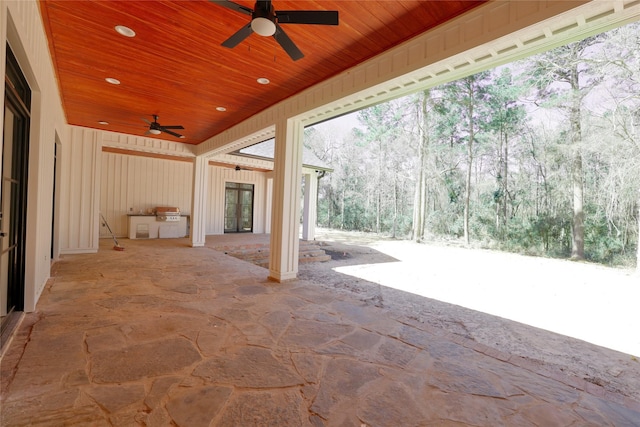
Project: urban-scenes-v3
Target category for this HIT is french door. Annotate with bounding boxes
[1,45,30,347]
[224,183,254,233]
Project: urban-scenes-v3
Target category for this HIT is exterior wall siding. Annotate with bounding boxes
[2,0,69,309]
[100,151,194,238]
[206,166,269,235]
[59,127,101,254]
[101,130,195,158]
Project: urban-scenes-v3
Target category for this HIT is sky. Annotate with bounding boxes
[310,111,362,139]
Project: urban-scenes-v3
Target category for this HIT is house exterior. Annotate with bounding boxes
[2,0,639,346]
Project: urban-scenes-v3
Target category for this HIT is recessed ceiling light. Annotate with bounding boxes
[98,121,109,125]
[257,77,270,85]
[105,77,121,85]
[216,107,227,112]
[179,135,185,139]
[115,25,136,38]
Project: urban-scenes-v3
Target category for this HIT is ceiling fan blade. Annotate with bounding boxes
[273,24,303,61]
[276,10,339,25]
[162,129,184,138]
[222,23,253,48]
[142,117,152,124]
[160,125,184,130]
[211,0,252,15]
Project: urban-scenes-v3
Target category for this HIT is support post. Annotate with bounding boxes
[190,155,208,247]
[269,118,303,282]
[302,171,318,241]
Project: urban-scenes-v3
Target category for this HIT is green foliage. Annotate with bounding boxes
[425,204,464,237]
[583,205,635,266]
[312,22,640,269]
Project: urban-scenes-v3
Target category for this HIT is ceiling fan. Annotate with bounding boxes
[214,0,339,61]
[234,164,271,172]
[142,115,185,139]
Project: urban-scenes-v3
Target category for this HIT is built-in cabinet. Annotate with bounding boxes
[127,215,188,239]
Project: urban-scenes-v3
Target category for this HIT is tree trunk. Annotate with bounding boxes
[376,141,382,233]
[326,185,332,228]
[502,132,509,234]
[340,186,345,230]
[413,163,425,241]
[413,91,429,242]
[571,152,585,259]
[464,99,474,246]
[637,191,640,274]
[570,67,585,260]
[495,135,503,232]
[376,189,381,233]
[392,173,398,238]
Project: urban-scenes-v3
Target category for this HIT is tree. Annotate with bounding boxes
[528,35,605,260]
[410,89,432,242]
[310,21,639,269]
[439,71,492,245]
[356,101,407,235]
[593,22,640,269]
[486,67,527,239]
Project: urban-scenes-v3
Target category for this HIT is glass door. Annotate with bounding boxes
[224,183,254,233]
[1,46,30,347]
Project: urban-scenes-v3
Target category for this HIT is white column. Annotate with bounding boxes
[302,171,318,241]
[190,155,208,247]
[269,118,303,282]
[265,175,273,234]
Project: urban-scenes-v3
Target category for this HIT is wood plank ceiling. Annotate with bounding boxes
[39,0,484,145]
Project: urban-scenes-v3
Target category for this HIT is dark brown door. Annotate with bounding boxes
[224,183,254,233]
[1,45,30,347]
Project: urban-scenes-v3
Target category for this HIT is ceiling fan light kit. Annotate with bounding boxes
[251,17,276,36]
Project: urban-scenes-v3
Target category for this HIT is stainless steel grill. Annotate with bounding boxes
[155,207,180,222]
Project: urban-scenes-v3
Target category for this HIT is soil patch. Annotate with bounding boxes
[323,249,353,260]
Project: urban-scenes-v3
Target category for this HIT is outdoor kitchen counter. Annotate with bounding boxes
[127,215,188,239]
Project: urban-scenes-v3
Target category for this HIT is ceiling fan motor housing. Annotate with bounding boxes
[252,1,276,36]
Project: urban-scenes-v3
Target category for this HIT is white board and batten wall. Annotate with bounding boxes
[206,166,271,235]
[99,151,193,238]
[99,148,272,239]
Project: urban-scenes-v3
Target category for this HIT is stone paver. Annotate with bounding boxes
[1,237,639,426]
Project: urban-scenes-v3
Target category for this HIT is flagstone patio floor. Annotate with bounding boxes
[1,236,639,426]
